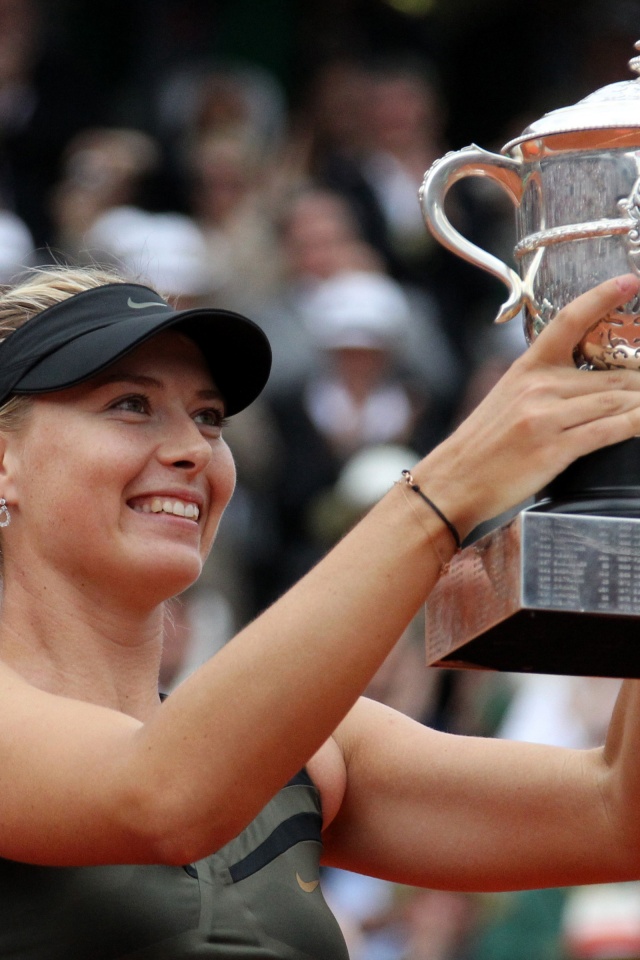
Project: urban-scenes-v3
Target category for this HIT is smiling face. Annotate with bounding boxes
[0,330,236,609]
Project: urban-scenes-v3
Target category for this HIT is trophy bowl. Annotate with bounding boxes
[420,43,640,370]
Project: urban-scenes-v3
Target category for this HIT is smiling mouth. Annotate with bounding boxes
[132,497,200,521]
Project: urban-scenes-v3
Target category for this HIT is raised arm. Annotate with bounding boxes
[2,275,640,869]
[321,644,640,891]
[321,695,638,892]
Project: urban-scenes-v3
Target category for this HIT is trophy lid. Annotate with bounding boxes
[503,42,640,153]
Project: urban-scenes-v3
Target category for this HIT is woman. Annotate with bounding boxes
[1,265,640,959]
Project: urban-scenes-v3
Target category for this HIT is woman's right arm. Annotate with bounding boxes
[1,275,640,867]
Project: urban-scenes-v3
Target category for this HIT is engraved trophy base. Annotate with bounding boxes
[425,438,640,677]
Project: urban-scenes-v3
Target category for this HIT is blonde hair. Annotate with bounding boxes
[0,264,131,430]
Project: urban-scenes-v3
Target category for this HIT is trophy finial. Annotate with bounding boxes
[629,40,640,77]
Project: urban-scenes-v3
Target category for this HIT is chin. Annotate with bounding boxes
[159,560,204,598]
[123,550,204,604]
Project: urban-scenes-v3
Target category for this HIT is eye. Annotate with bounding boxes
[193,407,228,431]
[110,394,151,415]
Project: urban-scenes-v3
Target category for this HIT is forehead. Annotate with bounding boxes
[99,330,215,383]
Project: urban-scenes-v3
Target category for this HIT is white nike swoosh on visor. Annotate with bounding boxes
[127,298,170,309]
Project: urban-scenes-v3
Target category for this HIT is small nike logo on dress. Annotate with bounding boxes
[127,298,169,309]
[296,872,319,893]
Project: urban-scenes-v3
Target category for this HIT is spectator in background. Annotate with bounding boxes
[153,61,287,177]
[139,62,290,315]
[256,269,457,610]
[297,270,453,459]
[353,55,499,328]
[358,57,448,275]
[185,130,282,313]
[254,186,386,396]
[85,206,214,307]
[256,185,461,404]
[0,0,101,246]
[48,128,162,261]
[282,53,500,359]
[153,61,288,303]
[283,57,391,260]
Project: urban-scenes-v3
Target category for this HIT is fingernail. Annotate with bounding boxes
[615,274,639,294]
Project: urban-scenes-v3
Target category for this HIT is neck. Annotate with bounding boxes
[0,566,166,720]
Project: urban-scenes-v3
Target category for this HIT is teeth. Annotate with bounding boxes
[143,497,200,520]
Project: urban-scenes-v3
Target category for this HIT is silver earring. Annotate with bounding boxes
[0,499,11,528]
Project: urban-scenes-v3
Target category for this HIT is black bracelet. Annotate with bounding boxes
[400,470,462,550]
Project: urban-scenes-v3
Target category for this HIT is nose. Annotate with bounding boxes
[157,415,214,474]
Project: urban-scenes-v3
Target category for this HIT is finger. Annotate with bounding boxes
[511,395,640,493]
[530,366,640,401]
[525,274,640,365]
[558,408,640,466]
[556,388,640,431]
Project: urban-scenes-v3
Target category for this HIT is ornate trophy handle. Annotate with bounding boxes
[419,145,525,323]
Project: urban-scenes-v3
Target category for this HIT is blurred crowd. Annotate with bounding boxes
[2,0,640,957]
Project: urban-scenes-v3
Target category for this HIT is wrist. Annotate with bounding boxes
[398,470,461,551]
[391,471,461,572]
[408,441,496,543]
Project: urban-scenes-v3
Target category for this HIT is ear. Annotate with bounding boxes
[0,431,20,505]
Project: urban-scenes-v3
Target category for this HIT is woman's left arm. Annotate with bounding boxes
[321,692,640,892]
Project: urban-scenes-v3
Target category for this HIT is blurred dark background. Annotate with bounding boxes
[55,0,638,146]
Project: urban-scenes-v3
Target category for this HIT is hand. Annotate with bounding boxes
[418,275,640,536]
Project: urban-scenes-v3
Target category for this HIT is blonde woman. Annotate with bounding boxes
[0,265,639,959]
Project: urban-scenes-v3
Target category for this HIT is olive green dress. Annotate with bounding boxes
[0,770,350,959]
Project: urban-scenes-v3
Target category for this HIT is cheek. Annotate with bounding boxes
[14,426,144,528]
[209,439,237,514]
[19,458,113,536]
[200,441,236,553]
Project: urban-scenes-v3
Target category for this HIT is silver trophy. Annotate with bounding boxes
[421,42,640,677]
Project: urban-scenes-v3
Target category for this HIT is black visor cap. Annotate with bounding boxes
[0,283,272,416]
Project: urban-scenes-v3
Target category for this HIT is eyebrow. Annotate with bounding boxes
[95,372,223,402]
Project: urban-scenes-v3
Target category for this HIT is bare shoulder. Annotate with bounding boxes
[0,657,147,864]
